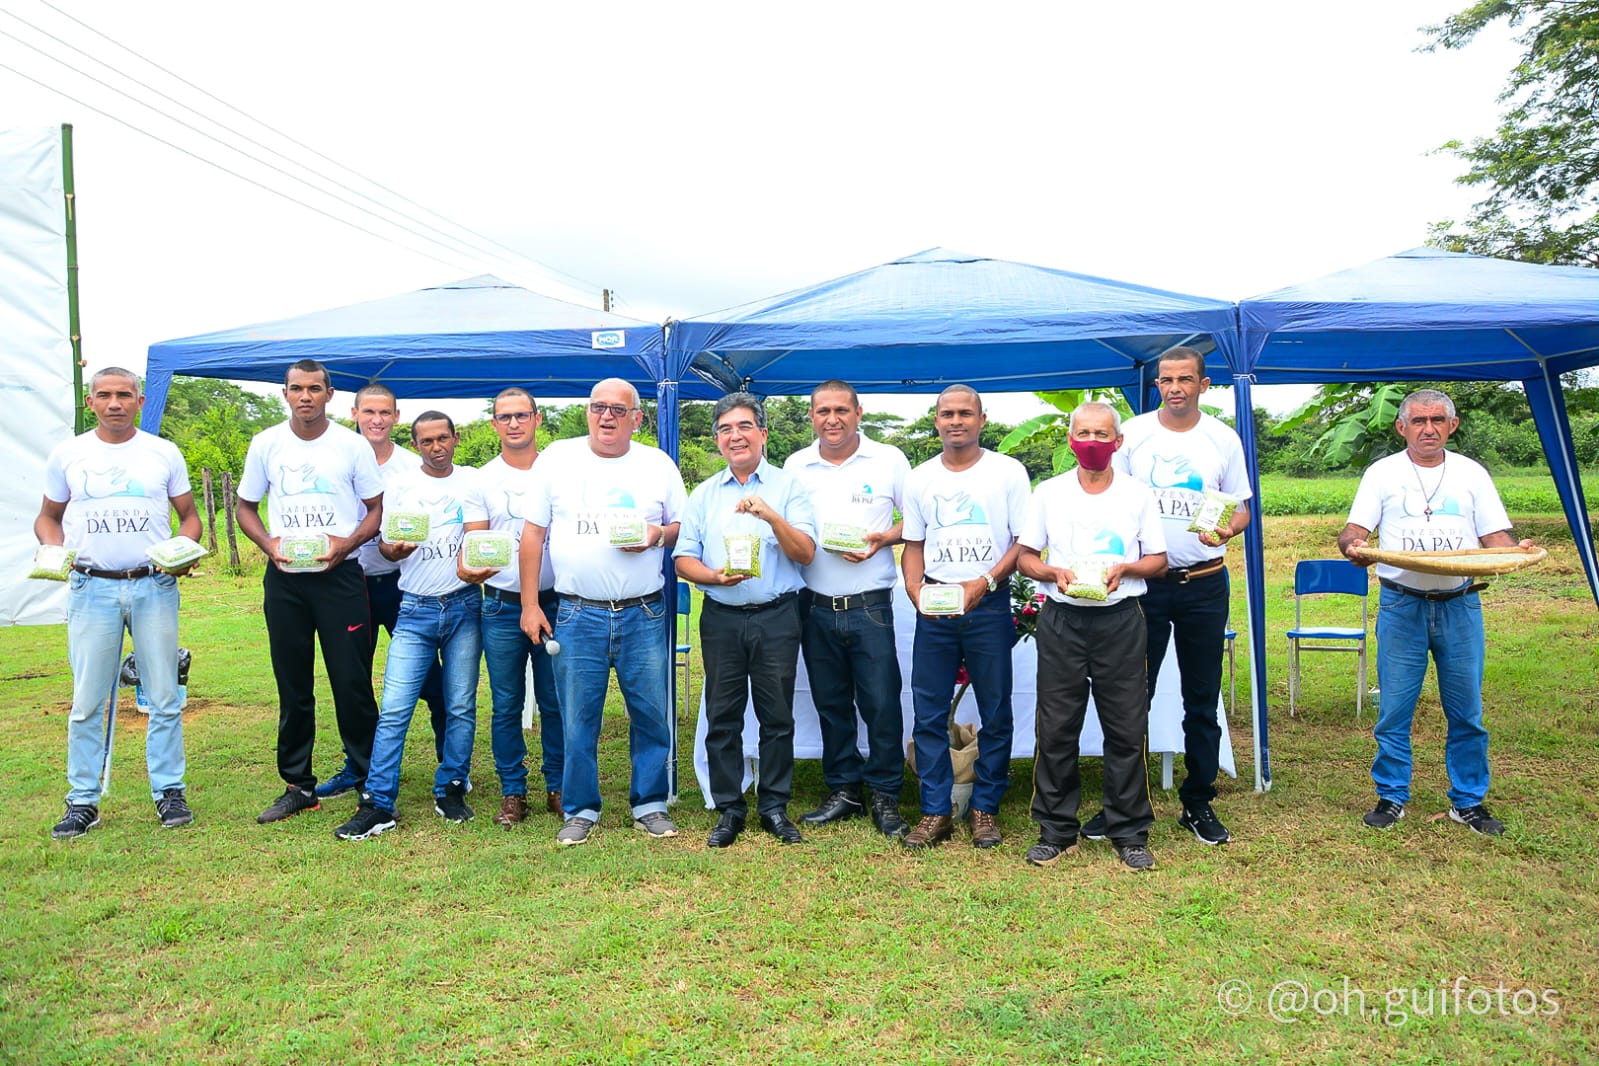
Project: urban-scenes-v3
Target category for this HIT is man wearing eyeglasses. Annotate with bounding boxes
[314,382,446,802]
[675,392,817,848]
[520,378,687,847]
[456,388,564,828]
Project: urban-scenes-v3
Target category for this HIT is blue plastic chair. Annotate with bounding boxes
[1286,560,1369,717]
[675,580,694,711]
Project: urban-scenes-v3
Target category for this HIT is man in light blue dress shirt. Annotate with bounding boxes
[675,392,817,848]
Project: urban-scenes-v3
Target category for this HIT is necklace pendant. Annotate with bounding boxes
[1424,507,1432,521]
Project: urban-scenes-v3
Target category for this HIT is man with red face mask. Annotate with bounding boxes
[1017,402,1167,871]
[1102,346,1252,848]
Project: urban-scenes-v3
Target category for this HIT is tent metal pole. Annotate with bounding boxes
[62,123,86,433]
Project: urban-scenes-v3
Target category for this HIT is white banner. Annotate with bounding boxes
[0,126,74,625]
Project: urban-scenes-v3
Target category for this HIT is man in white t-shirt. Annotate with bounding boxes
[36,367,203,839]
[784,379,912,838]
[238,359,384,826]
[458,387,564,828]
[316,382,445,801]
[1103,347,1252,848]
[335,412,488,840]
[900,385,1032,850]
[1339,389,1535,838]
[1018,402,1168,872]
[519,378,687,847]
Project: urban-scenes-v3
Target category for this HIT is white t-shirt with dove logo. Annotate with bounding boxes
[1347,450,1510,592]
[43,429,192,569]
[1018,471,1166,606]
[385,465,487,597]
[238,421,383,541]
[474,453,555,594]
[902,449,1032,585]
[1115,411,1252,568]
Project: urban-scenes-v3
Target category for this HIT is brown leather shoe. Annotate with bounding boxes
[902,814,953,850]
[494,794,527,828]
[970,810,1002,849]
[544,790,561,816]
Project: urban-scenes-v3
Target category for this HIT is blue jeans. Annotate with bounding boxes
[552,597,671,822]
[65,571,184,805]
[799,596,905,795]
[365,585,482,812]
[1372,585,1489,809]
[909,589,1015,816]
[481,590,564,794]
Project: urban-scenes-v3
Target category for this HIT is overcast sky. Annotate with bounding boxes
[2,0,1520,422]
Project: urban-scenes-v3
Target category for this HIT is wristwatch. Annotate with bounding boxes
[982,571,998,593]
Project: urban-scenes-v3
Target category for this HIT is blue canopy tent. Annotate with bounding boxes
[667,248,1275,788]
[141,275,676,432]
[1220,248,1599,792]
[142,274,703,797]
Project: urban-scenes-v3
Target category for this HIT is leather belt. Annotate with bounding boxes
[1159,559,1226,584]
[704,590,799,613]
[71,564,154,580]
[805,588,892,611]
[1379,577,1487,602]
[570,592,663,611]
[483,585,521,606]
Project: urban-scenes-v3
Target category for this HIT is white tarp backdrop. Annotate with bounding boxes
[0,126,74,625]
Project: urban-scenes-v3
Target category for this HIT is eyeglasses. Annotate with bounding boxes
[589,402,635,419]
[713,420,760,437]
[493,411,535,425]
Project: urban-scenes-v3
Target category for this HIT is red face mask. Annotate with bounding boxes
[1069,437,1116,472]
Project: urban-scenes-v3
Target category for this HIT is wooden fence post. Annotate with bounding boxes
[202,467,218,555]
[222,471,242,572]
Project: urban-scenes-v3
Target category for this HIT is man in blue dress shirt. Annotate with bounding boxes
[675,392,817,848]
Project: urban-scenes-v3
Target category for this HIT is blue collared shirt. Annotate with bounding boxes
[675,459,817,606]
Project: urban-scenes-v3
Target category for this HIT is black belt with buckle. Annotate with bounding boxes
[1379,577,1487,602]
[71,564,154,580]
[805,588,893,611]
[571,592,663,611]
[705,590,800,613]
[1160,560,1227,584]
[483,585,521,606]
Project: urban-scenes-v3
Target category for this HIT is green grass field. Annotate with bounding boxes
[2,515,1596,1065]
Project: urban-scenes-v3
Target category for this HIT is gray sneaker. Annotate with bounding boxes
[557,815,596,846]
[1025,838,1077,867]
[155,788,194,829]
[634,812,678,838]
[1115,842,1156,872]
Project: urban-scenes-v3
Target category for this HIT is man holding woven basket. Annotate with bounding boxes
[1338,389,1536,837]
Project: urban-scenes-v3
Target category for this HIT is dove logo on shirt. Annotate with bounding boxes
[78,467,147,499]
[1401,490,1463,521]
[1068,525,1126,558]
[930,492,988,528]
[277,464,333,495]
[502,490,526,521]
[850,483,875,506]
[606,488,637,509]
[1149,454,1204,492]
[418,496,465,527]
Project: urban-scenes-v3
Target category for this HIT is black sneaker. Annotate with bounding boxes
[1082,810,1108,841]
[1178,804,1230,845]
[335,802,397,841]
[1115,842,1156,872]
[314,766,363,799]
[1025,838,1077,867]
[1363,799,1405,829]
[435,780,474,823]
[1449,804,1505,837]
[52,803,100,840]
[257,786,319,824]
[155,788,194,829]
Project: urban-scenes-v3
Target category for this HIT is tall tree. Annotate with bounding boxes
[1426,0,1599,266]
